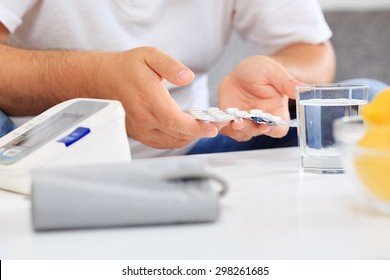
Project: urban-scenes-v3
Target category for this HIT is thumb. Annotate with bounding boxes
[143,47,195,86]
[268,62,304,100]
[275,78,304,101]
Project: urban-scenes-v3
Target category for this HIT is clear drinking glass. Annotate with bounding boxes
[296,83,369,174]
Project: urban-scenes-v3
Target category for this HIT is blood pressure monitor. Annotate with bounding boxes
[0,98,131,194]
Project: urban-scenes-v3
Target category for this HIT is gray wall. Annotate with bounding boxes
[319,0,390,10]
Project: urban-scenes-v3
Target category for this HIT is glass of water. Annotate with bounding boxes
[296,83,369,174]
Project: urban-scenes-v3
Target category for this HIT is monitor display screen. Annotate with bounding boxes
[13,113,83,149]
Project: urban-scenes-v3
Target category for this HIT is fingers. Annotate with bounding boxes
[157,113,219,140]
[221,119,290,142]
[234,56,304,100]
[262,58,305,100]
[135,128,198,150]
[125,86,221,148]
[142,47,195,86]
[120,47,220,148]
[268,68,303,100]
[129,118,220,149]
[145,84,220,139]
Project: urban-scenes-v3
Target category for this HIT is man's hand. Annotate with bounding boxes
[218,41,335,142]
[218,55,301,141]
[102,47,220,149]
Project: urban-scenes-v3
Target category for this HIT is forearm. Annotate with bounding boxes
[0,44,110,115]
[270,40,336,84]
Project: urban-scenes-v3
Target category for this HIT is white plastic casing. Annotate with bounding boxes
[0,98,131,194]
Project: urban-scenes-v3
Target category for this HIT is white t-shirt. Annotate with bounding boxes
[0,0,332,158]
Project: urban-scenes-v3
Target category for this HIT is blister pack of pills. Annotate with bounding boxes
[186,107,297,127]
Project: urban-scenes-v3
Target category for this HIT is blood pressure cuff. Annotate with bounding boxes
[31,159,228,231]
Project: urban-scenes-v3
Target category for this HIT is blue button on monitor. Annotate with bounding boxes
[57,127,90,147]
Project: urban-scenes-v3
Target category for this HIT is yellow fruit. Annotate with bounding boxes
[355,87,390,202]
[361,87,390,125]
[358,125,390,150]
[354,152,390,201]
[358,87,390,150]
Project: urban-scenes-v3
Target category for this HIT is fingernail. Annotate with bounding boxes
[177,69,194,81]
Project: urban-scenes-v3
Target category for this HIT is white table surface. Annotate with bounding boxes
[1,147,390,260]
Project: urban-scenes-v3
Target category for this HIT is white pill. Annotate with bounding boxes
[214,115,234,122]
[209,111,225,116]
[226,108,239,115]
[207,107,220,113]
[249,109,263,115]
[235,110,249,118]
[197,115,213,122]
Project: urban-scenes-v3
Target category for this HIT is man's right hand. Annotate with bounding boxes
[101,47,220,149]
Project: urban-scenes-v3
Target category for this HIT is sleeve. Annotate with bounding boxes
[232,0,332,54]
[0,0,37,33]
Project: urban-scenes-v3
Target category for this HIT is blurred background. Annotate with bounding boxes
[318,0,390,10]
[208,0,390,105]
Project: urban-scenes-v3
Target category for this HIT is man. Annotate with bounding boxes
[0,0,335,158]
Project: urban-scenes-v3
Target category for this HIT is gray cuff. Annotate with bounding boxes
[31,159,227,231]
